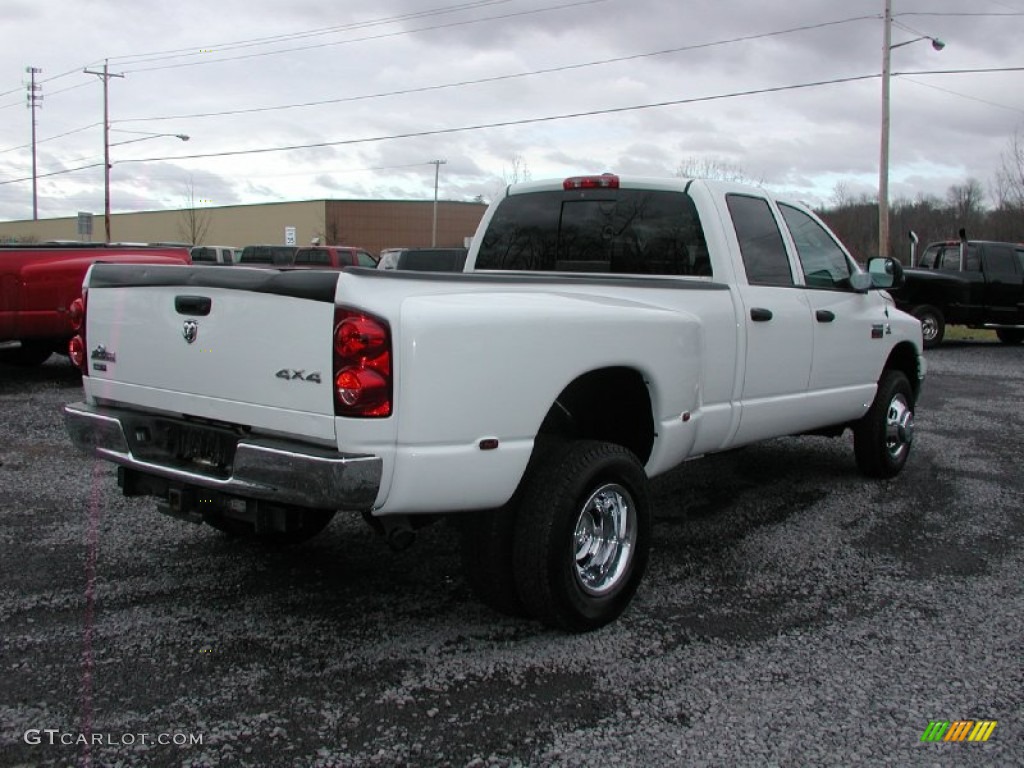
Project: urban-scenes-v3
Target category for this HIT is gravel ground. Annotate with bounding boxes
[1,342,1021,768]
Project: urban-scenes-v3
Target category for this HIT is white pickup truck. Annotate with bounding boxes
[64,174,924,632]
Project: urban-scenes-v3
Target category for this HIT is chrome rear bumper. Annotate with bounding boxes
[63,401,381,511]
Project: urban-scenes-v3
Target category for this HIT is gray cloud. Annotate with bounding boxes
[1,0,1022,224]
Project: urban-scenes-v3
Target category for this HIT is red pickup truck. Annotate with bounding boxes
[292,246,378,269]
[0,243,191,365]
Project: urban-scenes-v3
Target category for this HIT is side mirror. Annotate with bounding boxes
[866,257,905,290]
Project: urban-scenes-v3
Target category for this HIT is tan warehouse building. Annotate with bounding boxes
[0,198,488,255]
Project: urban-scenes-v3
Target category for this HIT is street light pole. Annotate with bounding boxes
[878,0,894,259]
[429,159,447,247]
[878,1,945,259]
[84,60,123,243]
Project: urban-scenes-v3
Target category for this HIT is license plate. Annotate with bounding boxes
[165,423,235,468]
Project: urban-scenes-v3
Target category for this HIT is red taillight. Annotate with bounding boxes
[69,291,88,375]
[563,173,619,190]
[333,309,391,417]
[69,297,85,331]
[69,335,86,370]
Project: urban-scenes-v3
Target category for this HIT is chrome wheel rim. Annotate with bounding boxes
[885,393,914,460]
[573,483,637,596]
[919,316,938,341]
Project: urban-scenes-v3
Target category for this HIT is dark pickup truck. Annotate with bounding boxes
[890,239,1024,347]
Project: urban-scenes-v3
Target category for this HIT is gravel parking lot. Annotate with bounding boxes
[1,342,1021,768]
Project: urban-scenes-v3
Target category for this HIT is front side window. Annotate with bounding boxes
[191,248,214,263]
[726,194,793,286]
[779,204,852,289]
[357,251,377,267]
[475,189,711,276]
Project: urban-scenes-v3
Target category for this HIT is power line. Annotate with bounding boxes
[119,0,610,74]
[109,0,520,66]
[116,15,878,124]
[902,77,1024,114]
[0,0,522,97]
[0,162,104,185]
[0,72,880,186]
[13,64,1020,186]
[120,74,884,165]
[0,122,102,156]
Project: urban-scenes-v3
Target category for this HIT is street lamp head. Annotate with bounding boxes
[175,134,190,142]
[931,38,945,51]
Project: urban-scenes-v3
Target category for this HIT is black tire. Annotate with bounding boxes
[854,370,915,478]
[995,328,1024,345]
[910,305,944,349]
[204,507,335,546]
[458,504,530,618]
[512,440,651,632]
[0,341,53,366]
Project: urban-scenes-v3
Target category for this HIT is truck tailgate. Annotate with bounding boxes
[82,265,339,442]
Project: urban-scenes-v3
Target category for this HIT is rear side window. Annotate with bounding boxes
[240,246,296,265]
[295,248,331,266]
[357,251,377,267]
[475,189,711,276]
[726,194,793,286]
[984,244,1019,274]
[191,247,214,263]
[398,249,468,271]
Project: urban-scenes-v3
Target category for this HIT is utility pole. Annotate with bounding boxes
[878,0,893,259]
[26,66,43,221]
[429,159,447,247]
[83,60,124,242]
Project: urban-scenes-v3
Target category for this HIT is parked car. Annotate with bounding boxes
[890,237,1024,347]
[0,243,191,366]
[190,245,239,265]
[376,247,408,270]
[377,247,468,272]
[237,245,300,267]
[292,246,377,269]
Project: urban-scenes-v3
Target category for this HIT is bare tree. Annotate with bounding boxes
[504,153,532,185]
[675,156,764,185]
[994,126,1024,211]
[946,178,985,234]
[177,177,211,245]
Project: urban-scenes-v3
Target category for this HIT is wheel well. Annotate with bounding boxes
[537,367,655,464]
[885,342,922,401]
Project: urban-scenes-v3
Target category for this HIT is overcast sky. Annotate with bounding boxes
[1,0,1022,224]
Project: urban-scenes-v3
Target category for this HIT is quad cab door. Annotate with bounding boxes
[725,193,814,445]
[724,194,889,446]
[775,203,891,425]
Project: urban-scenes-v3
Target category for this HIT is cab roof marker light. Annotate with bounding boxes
[563,173,620,190]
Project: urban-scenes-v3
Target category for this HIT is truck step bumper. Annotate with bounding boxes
[63,401,381,511]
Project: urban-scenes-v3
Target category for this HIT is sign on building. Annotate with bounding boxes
[77,212,94,240]
[284,226,296,246]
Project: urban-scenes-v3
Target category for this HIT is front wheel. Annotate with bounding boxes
[512,441,651,632]
[996,328,1024,345]
[910,305,945,349]
[854,370,915,478]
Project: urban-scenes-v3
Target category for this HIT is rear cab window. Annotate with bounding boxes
[475,188,712,276]
[726,194,793,286]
